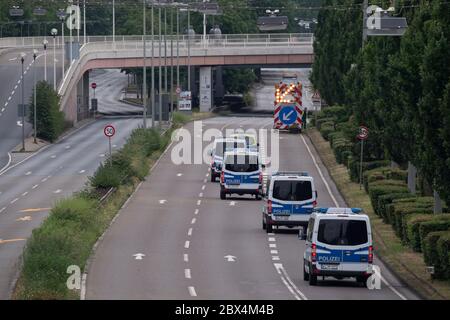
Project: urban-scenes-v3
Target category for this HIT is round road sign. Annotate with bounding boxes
[279,106,297,126]
[104,125,115,138]
[357,126,369,140]
[91,82,97,89]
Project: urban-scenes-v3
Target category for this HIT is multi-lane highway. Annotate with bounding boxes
[0,117,143,300]
[0,47,62,171]
[85,116,419,300]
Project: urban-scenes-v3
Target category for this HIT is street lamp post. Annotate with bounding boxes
[176,7,180,90]
[43,39,48,82]
[151,3,155,129]
[57,10,66,81]
[143,0,147,128]
[164,7,168,94]
[188,9,191,92]
[20,52,26,151]
[83,0,86,44]
[33,50,38,144]
[51,28,58,90]
[170,7,174,121]
[159,6,162,129]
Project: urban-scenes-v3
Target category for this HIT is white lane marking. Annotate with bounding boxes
[41,177,48,182]
[205,173,209,177]
[272,256,280,261]
[270,250,279,255]
[11,198,19,204]
[11,90,15,95]
[32,184,39,189]
[17,79,21,84]
[22,192,28,196]
[184,254,189,262]
[50,155,57,159]
[79,170,86,174]
[184,241,190,249]
[0,207,6,213]
[25,171,32,175]
[203,178,207,183]
[188,286,197,297]
[159,199,167,204]
[194,209,199,215]
[184,269,191,279]
[201,185,206,190]
[273,263,307,300]
[99,154,105,157]
[268,233,275,236]
[197,200,201,206]
[65,145,71,149]
[8,97,12,101]
[17,216,32,222]
[177,173,183,177]
[14,85,17,90]
[224,255,237,262]
[188,228,193,236]
[381,275,407,300]
[16,120,22,127]
[0,152,12,174]
[229,201,236,206]
[133,253,145,260]
[54,189,62,194]
[191,218,196,225]
[300,135,339,207]
[198,192,203,198]
[268,237,276,242]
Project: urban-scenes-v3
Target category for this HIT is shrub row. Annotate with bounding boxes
[423,230,450,279]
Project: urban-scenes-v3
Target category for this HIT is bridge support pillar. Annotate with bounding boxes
[214,66,224,105]
[199,66,212,112]
[77,71,90,121]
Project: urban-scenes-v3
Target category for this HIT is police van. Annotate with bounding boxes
[299,208,374,286]
[220,149,263,200]
[209,137,246,182]
[229,133,259,151]
[262,172,317,233]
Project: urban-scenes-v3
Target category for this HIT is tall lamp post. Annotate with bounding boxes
[143,0,147,128]
[57,9,66,81]
[33,49,38,144]
[19,52,26,151]
[43,39,48,82]
[51,28,58,90]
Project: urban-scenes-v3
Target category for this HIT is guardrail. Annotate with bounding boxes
[0,33,313,49]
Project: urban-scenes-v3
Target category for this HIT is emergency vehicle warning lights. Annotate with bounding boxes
[275,82,302,105]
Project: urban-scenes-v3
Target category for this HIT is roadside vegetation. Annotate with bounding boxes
[13,113,191,299]
[28,81,65,142]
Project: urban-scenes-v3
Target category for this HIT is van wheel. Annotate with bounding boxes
[262,214,267,230]
[303,263,309,281]
[220,191,226,200]
[255,193,261,200]
[210,174,216,182]
[308,266,317,285]
[266,223,273,233]
[356,275,370,286]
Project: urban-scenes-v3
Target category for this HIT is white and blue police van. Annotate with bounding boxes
[229,133,259,151]
[209,137,246,182]
[262,172,317,233]
[299,208,374,286]
[220,149,263,200]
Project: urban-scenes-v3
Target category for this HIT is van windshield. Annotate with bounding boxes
[272,180,312,201]
[215,141,246,157]
[317,220,368,246]
[225,155,259,173]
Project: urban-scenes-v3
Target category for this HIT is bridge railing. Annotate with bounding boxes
[0,33,313,49]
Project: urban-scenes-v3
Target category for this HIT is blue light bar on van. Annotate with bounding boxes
[273,171,309,177]
[351,208,362,214]
[314,207,362,214]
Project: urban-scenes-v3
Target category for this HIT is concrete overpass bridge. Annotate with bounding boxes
[0,33,314,123]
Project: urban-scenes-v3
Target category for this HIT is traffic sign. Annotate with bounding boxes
[279,106,297,126]
[312,91,321,102]
[104,125,115,138]
[357,126,369,140]
[91,83,97,89]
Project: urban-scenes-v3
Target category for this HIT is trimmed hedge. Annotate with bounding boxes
[423,231,450,279]
[367,180,408,214]
[319,121,335,140]
[376,193,415,221]
[349,160,391,182]
[405,214,436,251]
[419,218,450,253]
[316,117,335,130]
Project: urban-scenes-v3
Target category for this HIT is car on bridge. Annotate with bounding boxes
[299,208,374,286]
[262,171,317,233]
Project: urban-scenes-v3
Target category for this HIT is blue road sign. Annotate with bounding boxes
[279,105,297,125]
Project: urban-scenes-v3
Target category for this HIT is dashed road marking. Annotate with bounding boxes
[188,228,193,236]
[191,218,196,225]
[197,200,201,206]
[184,241,190,249]
[184,253,189,262]
[188,286,197,297]
[184,269,191,279]
[194,209,199,215]
[198,192,203,198]
[11,198,19,204]
[268,237,276,242]
[32,184,39,189]
[22,192,28,196]
[201,185,205,190]
[270,250,278,254]
[0,207,6,213]
[79,170,86,174]
[54,189,62,194]
[25,171,32,175]
[272,256,280,261]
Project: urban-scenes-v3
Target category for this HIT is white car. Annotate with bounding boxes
[299,208,374,286]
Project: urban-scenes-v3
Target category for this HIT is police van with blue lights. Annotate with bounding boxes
[220,149,263,200]
[299,207,374,286]
[262,172,317,233]
[210,137,246,182]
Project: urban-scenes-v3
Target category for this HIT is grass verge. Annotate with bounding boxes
[306,128,450,300]
[12,113,198,300]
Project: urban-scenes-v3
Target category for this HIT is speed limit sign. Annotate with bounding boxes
[357,126,369,140]
[104,125,115,138]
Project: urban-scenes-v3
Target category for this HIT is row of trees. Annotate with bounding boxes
[311,0,450,204]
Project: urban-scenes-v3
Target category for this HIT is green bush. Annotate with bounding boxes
[332,139,353,164]
[340,151,353,167]
[377,193,415,221]
[436,232,450,279]
[423,231,449,279]
[173,112,190,125]
[319,105,349,122]
[89,163,122,189]
[419,218,450,253]
[349,160,391,182]
[393,205,434,240]
[315,117,335,130]
[319,122,335,140]
[405,214,436,251]
[367,180,408,213]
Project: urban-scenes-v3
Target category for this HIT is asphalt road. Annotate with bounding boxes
[0,48,62,171]
[0,117,143,300]
[85,116,419,300]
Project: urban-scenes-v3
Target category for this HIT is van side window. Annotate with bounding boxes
[307,218,314,241]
